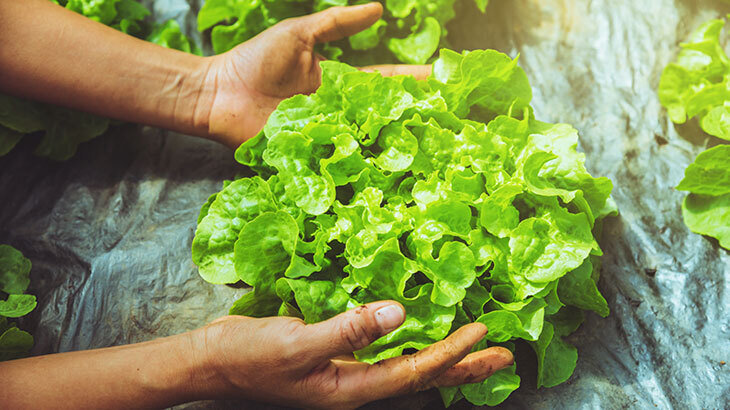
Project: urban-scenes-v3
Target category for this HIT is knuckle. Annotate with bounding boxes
[339,318,374,352]
[402,355,428,393]
[323,12,344,34]
[274,18,305,40]
[276,18,297,31]
[277,340,301,366]
[275,320,308,365]
[303,368,339,398]
[441,337,459,356]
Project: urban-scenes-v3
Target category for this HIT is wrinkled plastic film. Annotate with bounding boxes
[0,0,727,409]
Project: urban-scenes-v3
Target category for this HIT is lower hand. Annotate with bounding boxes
[196,3,432,149]
[193,300,513,409]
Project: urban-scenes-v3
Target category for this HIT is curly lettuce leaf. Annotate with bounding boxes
[659,18,730,138]
[558,258,609,317]
[0,326,34,362]
[0,127,23,156]
[529,321,578,388]
[33,107,110,161]
[682,193,730,249]
[0,245,31,295]
[193,50,615,406]
[147,19,202,55]
[676,145,730,196]
[459,364,520,406]
[442,339,519,406]
[197,0,489,64]
[192,177,277,284]
[476,298,546,342]
[234,211,299,287]
[0,295,37,319]
[430,49,532,118]
[660,17,730,250]
[0,246,36,361]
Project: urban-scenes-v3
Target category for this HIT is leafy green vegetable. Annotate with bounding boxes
[197,0,489,65]
[682,193,730,249]
[192,49,615,406]
[0,0,199,160]
[529,321,577,388]
[676,145,730,196]
[659,18,730,140]
[452,339,520,406]
[0,325,34,362]
[0,245,36,361]
[0,245,31,295]
[459,364,521,406]
[659,17,730,250]
[0,295,37,318]
[146,19,202,55]
[65,0,151,35]
[192,177,277,284]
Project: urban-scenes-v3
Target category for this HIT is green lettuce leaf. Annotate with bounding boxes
[660,17,730,250]
[682,193,730,249]
[229,288,283,317]
[234,211,299,288]
[0,326,34,362]
[147,20,201,55]
[558,258,609,317]
[197,0,490,64]
[659,18,730,138]
[0,245,36,361]
[476,298,546,342]
[676,145,730,196]
[0,244,31,295]
[0,295,37,319]
[192,177,277,284]
[192,50,615,406]
[460,363,520,406]
[529,321,578,388]
[452,339,520,406]
[430,49,532,118]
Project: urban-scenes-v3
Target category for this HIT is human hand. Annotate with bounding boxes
[197,3,432,149]
[193,300,514,409]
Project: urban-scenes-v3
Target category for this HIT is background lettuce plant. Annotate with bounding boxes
[0,245,36,361]
[0,0,198,160]
[192,49,616,406]
[197,0,489,65]
[659,17,730,250]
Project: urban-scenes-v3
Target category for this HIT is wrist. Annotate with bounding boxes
[165,54,217,139]
[200,53,271,149]
[181,325,235,400]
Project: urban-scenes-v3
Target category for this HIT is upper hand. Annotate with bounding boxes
[192,300,513,409]
[198,3,432,149]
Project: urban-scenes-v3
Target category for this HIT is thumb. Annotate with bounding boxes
[301,301,405,361]
[296,3,383,44]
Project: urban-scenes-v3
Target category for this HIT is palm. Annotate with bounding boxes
[203,4,430,149]
[206,24,324,147]
[235,23,325,100]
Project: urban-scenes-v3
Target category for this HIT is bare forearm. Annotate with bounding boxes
[0,332,218,409]
[0,0,214,137]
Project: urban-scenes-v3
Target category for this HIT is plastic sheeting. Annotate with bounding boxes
[0,0,728,408]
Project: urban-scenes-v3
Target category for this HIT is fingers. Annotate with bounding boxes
[428,346,514,388]
[360,64,432,80]
[300,301,406,362]
[338,323,488,402]
[296,3,383,44]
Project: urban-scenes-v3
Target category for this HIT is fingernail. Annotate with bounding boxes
[374,304,405,332]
